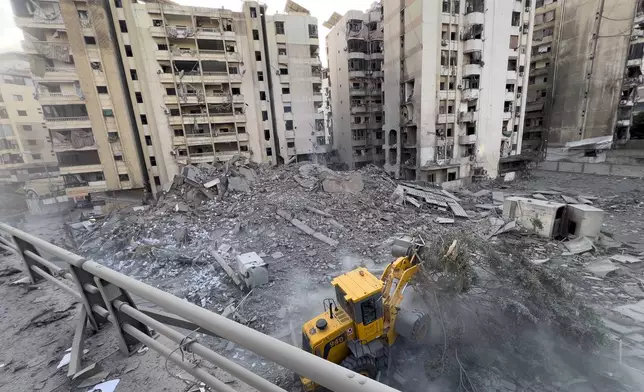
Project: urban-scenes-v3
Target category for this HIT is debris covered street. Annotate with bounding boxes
[2,163,644,392]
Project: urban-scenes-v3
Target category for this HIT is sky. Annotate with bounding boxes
[0,0,375,65]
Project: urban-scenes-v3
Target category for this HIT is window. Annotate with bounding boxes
[22,125,32,131]
[264,129,271,140]
[511,12,521,27]
[174,128,184,136]
[308,24,318,38]
[280,68,288,75]
[103,109,114,117]
[114,155,123,161]
[284,105,291,113]
[158,43,168,50]
[119,20,128,33]
[252,29,260,40]
[125,45,133,57]
[285,120,293,130]
[27,139,37,145]
[510,35,519,49]
[32,154,41,160]
[228,66,238,74]
[232,87,241,95]
[97,86,108,94]
[150,156,157,166]
[260,91,266,100]
[84,36,96,45]
[115,0,122,7]
[153,19,163,27]
[17,110,27,116]
[0,108,8,119]
[141,115,148,125]
[282,87,290,94]
[275,21,284,34]
[278,48,287,55]
[262,111,268,121]
[154,176,161,186]
[13,94,23,101]
[255,51,262,61]
[130,70,138,80]
[266,147,272,156]
[360,297,378,326]
[119,174,129,181]
[144,136,152,145]
[287,141,295,148]
[167,88,176,95]
[258,71,264,81]
[135,92,143,103]
[250,7,257,17]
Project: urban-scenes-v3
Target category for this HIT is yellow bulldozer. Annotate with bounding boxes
[300,236,431,390]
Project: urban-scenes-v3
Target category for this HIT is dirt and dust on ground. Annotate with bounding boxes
[1,160,644,392]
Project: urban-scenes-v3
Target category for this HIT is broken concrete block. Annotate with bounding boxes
[472,189,491,198]
[236,252,269,288]
[503,197,566,238]
[173,227,189,244]
[271,252,284,260]
[492,192,505,203]
[564,204,604,239]
[182,165,202,186]
[175,203,190,213]
[238,167,258,183]
[217,244,231,254]
[203,178,220,188]
[532,193,547,200]
[561,195,579,204]
[227,176,250,193]
[322,173,364,194]
[610,254,642,264]
[585,259,619,278]
[563,236,594,255]
[435,217,455,224]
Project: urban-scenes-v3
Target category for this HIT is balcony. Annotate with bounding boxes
[507,70,518,81]
[530,66,548,77]
[185,133,213,146]
[278,54,289,64]
[503,111,512,121]
[202,72,243,83]
[462,88,479,101]
[350,89,366,96]
[459,134,477,145]
[463,39,483,53]
[37,92,84,104]
[436,114,456,123]
[371,70,383,78]
[312,93,323,101]
[627,58,642,67]
[348,52,366,60]
[463,63,482,76]
[617,119,631,127]
[351,106,367,113]
[34,67,79,82]
[279,74,290,83]
[65,181,108,197]
[370,52,384,60]
[349,70,366,78]
[14,16,65,29]
[619,98,635,107]
[60,164,103,175]
[460,111,478,122]
[45,117,91,129]
[195,28,236,40]
[464,10,485,25]
[505,91,516,101]
[199,50,228,61]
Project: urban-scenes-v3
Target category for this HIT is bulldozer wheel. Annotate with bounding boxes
[341,354,378,379]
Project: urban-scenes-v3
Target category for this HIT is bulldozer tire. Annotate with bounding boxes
[341,354,378,379]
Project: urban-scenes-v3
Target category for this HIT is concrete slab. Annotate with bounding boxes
[537,161,559,171]
[558,162,583,173]
[583,163,611,176]
[610,164,644,178]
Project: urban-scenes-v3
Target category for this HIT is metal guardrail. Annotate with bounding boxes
[0,222,400,392]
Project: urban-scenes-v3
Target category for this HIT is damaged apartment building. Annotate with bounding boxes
[530,0,644,177]
[11,0,325,199]
[379,0,535,184]
[326,4,385,169]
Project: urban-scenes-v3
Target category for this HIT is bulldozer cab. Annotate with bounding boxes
[332,268,384,343]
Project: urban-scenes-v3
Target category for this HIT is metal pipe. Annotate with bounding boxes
[30,265,81,300]
[84,283,99,294]
[0,244,16,255]
[82,260,399,392]
[0,236,17,251]
[24,250,63,273]
[115,301,286,392]
[122,323,238,392]
[0,223,86,267]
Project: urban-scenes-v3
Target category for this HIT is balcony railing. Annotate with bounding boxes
[44,67,76,73]
[45,117,90,122]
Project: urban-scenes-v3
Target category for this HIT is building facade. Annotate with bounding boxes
[0,52,62,197]
[11,0,325,198]
[525,0,638,154]
[379,0,535,184]
[326,4,385,169]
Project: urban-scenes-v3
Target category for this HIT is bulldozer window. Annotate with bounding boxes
[335,285,354,318]
[360,297,378,326]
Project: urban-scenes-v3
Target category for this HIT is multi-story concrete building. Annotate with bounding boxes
[525,0,638,154]
[326,4,385,169]
[0,52,62,197]
[11,0,325,198]
[379,0,535,184]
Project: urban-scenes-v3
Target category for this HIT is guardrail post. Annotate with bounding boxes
[68,263,107,332]
[11,235,51,284]
[93,276,152,355]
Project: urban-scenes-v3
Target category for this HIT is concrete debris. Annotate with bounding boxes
[77,371,110,388]
[492,192,505,203]
[217,244,231,254]
[173,227,189,244]
[531,258,550,265]
[597,233,622,249]
[561,195,579,204]
[305,206,332,217]
[271,252,284,260]
[405,196,421,208]
[448,201,469,218]
[87,379,120,392]
[227,177,251,193]
[475,204,501,210]
[211,250,243,288]
[10,276,30,285]
[0,267,21,277]
[473,189,491,198]
[322,173,364,194]
[276,209,338,247]
[577,196,593,205]
[585,259,619,278]
[565,135,613,150]
[435,217,455,224]
[610,254,642,264]
[204,178,220,188]
[236,252,269,288]
[441,189,461,202]
[563,237,594,255]
[532,193,547,200]
[175,203,190,213]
